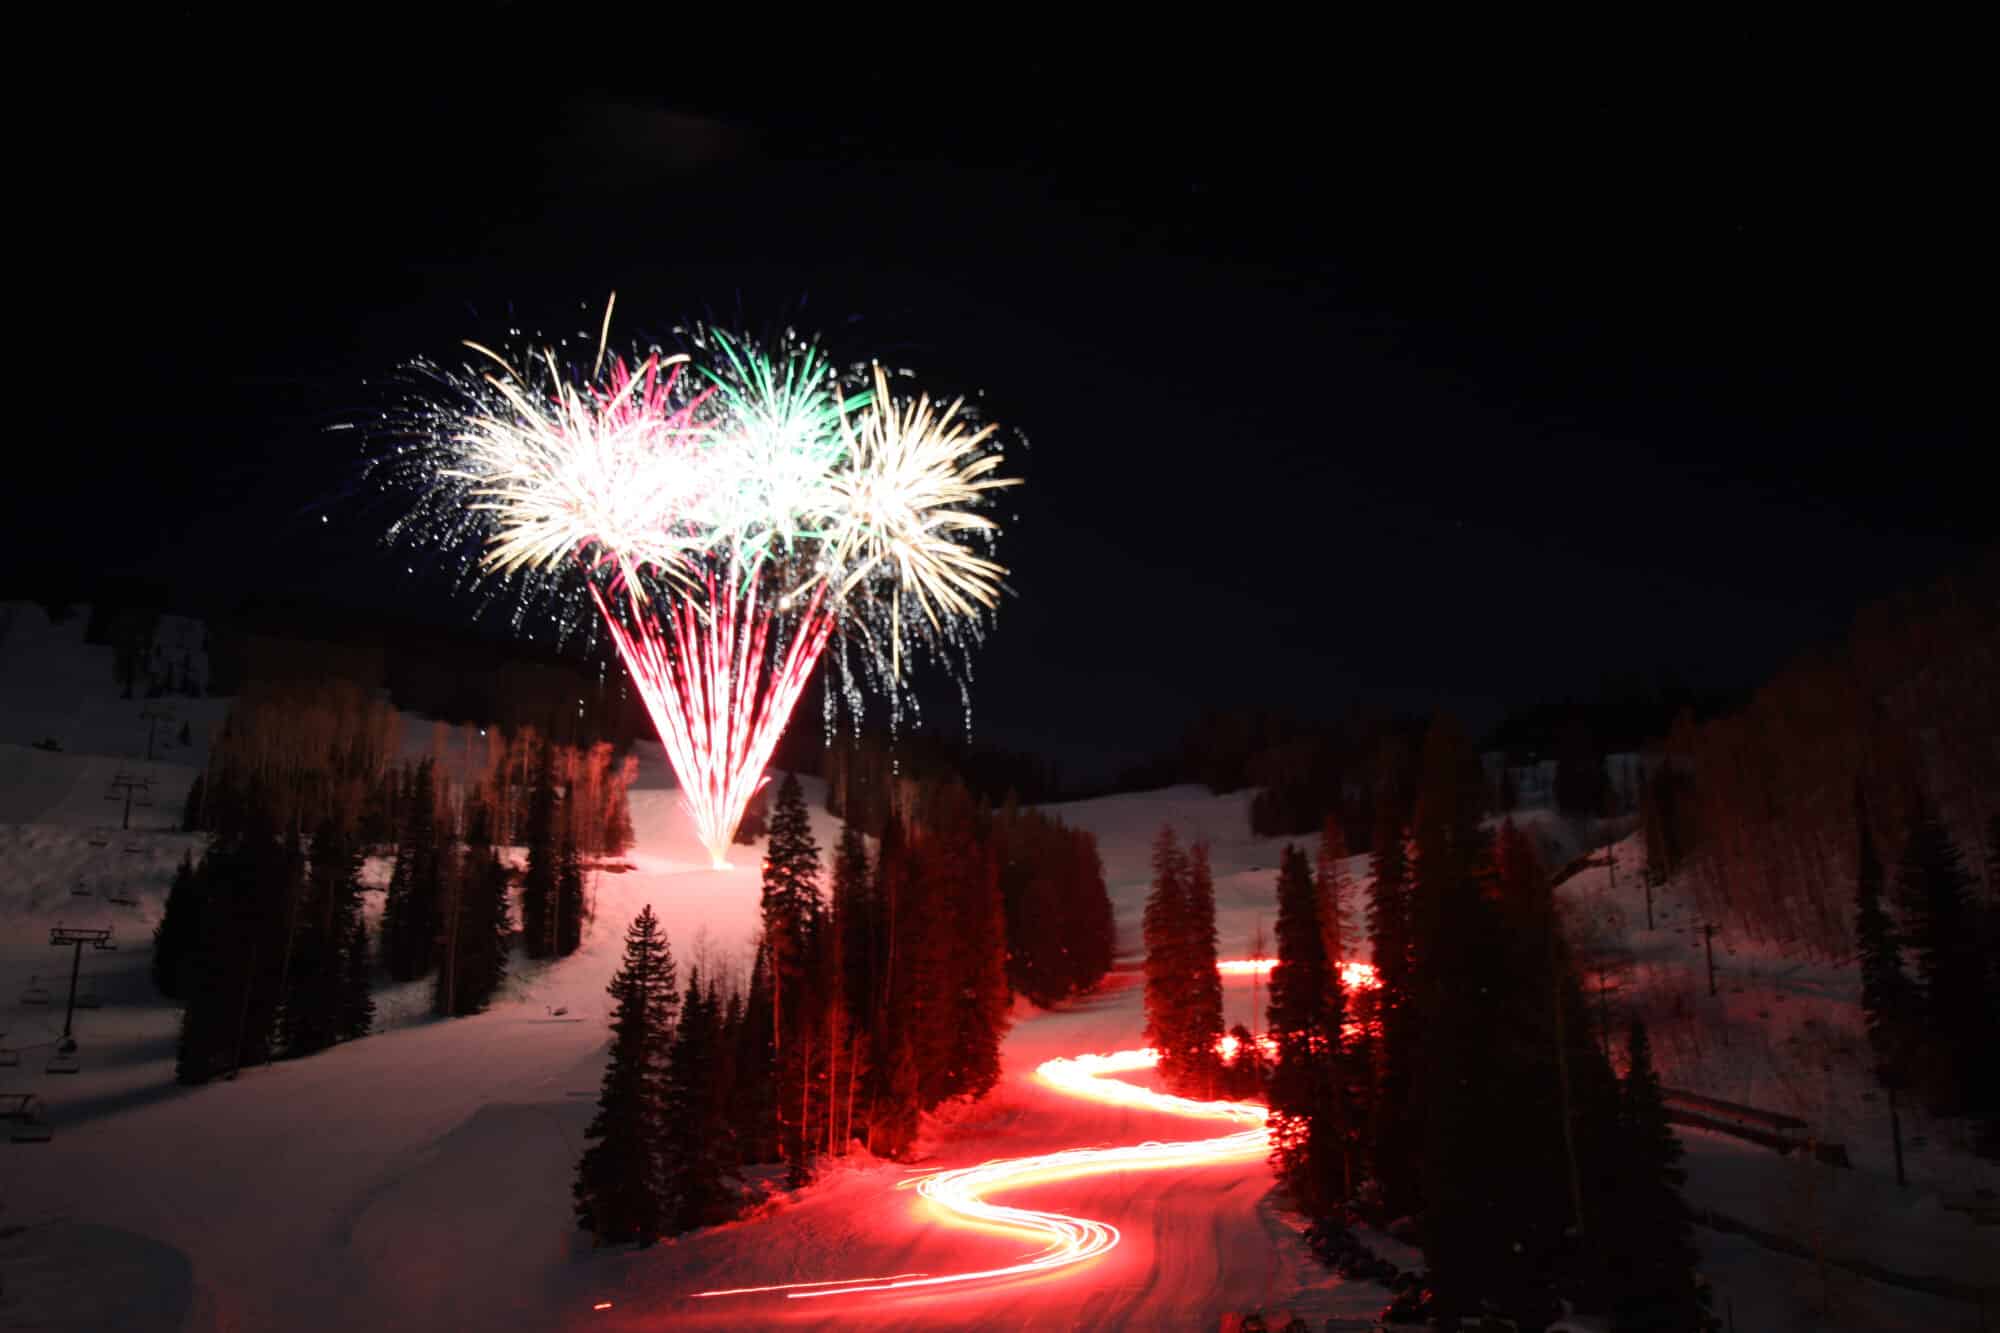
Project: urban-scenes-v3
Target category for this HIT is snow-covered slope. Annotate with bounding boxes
[2,602,1991,1330]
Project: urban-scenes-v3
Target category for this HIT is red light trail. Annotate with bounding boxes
[691,958,1378,1305]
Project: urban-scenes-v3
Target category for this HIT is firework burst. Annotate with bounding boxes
[376,310,1018,867]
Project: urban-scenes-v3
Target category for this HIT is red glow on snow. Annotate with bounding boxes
[692,955,1369,1304]
[694,1046,1266,1302]
[1217,956,1380,991]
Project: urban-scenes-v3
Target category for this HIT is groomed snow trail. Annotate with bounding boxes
[692,1046,1270,1304]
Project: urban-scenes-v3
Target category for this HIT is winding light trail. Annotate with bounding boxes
[690,958,1377,1304]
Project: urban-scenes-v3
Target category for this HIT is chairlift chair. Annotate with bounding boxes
[0,1047,19,1068]
[87,838,108,848]
[20,977,50,1005]
[107,892,138,906]
[71,881,93,897]
[122,844,144,855]
[45,1051,80,1075]
[3,1093,51,1143]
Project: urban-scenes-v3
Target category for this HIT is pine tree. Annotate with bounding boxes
[180,772,206,833]
[1266,844,1347,1214]
[935,783,1008,1103]
[1142,825,1194,1083]
[1607,1020,1705,1332]
[734,945,779,1163]
[662,968,734,1231]
[281,817,360,1056]
[175,810,294,1084]
[1898,794,1993,1115]
[1314,814,1356,969]
[1854,793,1916,1089]
[152,852,204,998]
[574,905,678,1246]
[556,828,585,956]
[1487,819,1585,1318]
[339,907,375,1042]
[761,772,822,1177]
[1412,715,1512,1323]
[1183,840,1225,1096]
[521,742,558,959]
[761,772,821,1057]
[832,820,877,1029]
[435,798,512,1017]
[381,760,442,982]
[1366,793,1421,1219]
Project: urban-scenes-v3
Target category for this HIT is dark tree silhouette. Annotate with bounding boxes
[573,905,677,1246]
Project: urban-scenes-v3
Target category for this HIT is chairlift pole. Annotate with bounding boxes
[49,927,112,1047]
[106,773,152,832]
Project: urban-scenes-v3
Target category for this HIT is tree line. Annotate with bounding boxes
[157,692,635,1083]
[1655,551,1997,958]
[1144,717,1712,1331]
[573,771,1117,1245]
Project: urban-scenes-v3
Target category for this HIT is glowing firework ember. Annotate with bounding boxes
[379,314,1019,867]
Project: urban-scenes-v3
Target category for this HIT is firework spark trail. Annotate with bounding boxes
[590,571,837,868]
[691,958,1380,1304]
[387,316,1019,868]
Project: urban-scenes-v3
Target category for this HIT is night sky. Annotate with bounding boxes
[22,54,1985,780]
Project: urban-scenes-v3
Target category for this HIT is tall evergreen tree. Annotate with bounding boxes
[380,760,442,982]
[175,809,294,1084]
[832,820,877,1031]
[1607,1020,1706,1332]
[1412,715,1515,1323]
[1898,794,1994,1114]
[339,905,376,1042]
[1314,814,1356,969]
[935,783,1008,1103]
[152,852,204,999]
[1854,793,1916,1089]
[1266,844,1347,1214]
[555,828,585,956]
[435,798,512,1017]
[761,772,822,1176]
[1366,792,1421,1219]
[734,944,780,1163]
[281,816,362,1056]
[520,742,559,959]
[1142,825,1194,1081]
[573,905,677,1246]
[1183,840,1225,1096]
[1488,819,1588,1316]
[661,968,734,1231]
[760,772,821,1057]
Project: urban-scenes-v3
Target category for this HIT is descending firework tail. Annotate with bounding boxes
[380,316,1018,867]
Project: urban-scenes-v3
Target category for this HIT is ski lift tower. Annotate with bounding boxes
[105,772,153,832]
[48,927,114,1072]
